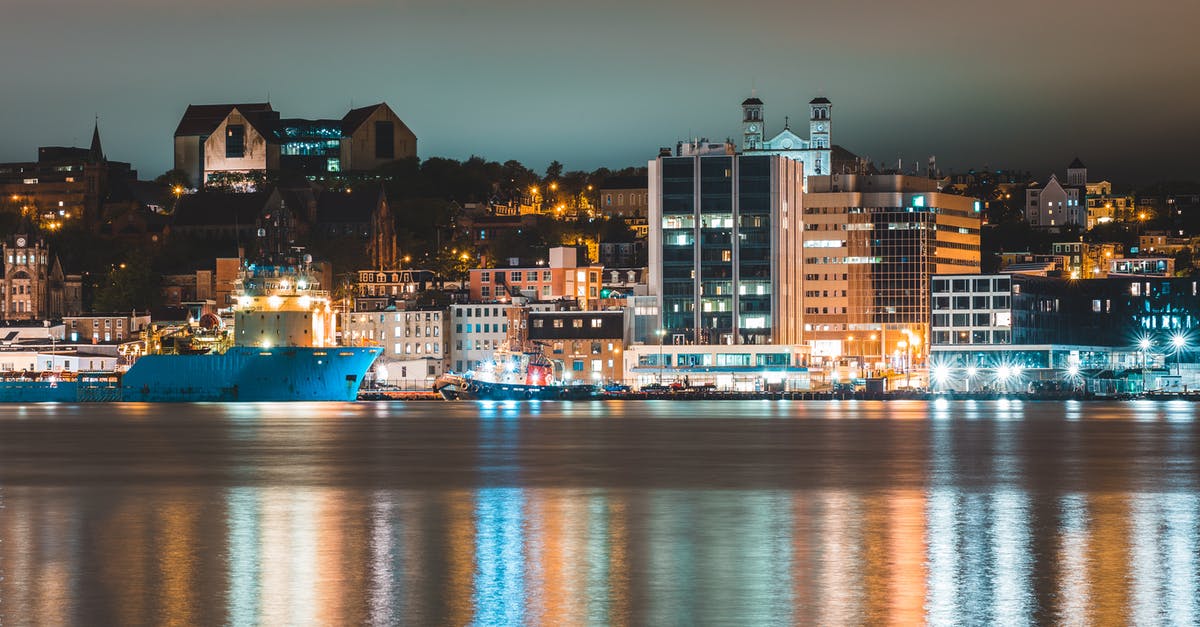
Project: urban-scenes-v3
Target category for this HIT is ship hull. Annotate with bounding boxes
[0,380,80,403]
[121,346,380,402]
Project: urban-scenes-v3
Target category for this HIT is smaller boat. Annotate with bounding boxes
[433,349,598,401]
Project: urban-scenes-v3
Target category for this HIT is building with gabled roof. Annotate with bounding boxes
[173,101,416,187]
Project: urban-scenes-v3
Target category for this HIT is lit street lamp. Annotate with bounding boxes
[1172,334,1187,377]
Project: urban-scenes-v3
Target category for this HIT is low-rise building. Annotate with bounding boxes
[62,313,151,343]
[469,247,603,309]
[527,310,625,383]
[621,343,812,391]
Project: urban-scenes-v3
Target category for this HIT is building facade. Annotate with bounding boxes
[448,302,555,373]
[1,235,81,321]
[526,310,626,383]
[468,247,603,309]
[343,307,448,386]
[649,151,805,345]
[174,102,417,186]
[800,174,982,363]
[0,122,136,229]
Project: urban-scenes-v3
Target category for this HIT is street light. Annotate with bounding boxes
[1172,334,1187,376]
[656,328,667,385]
[897,339,909,388]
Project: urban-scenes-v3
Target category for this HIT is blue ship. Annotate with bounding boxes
[121,346,379,402]
[1,217,380,402]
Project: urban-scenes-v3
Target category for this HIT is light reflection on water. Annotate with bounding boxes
[0,400,1198,624]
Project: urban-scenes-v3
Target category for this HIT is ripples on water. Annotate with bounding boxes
[0,400,1198,625]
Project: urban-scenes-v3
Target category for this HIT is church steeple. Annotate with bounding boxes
[88,116,105,163]
[741,92,764,151]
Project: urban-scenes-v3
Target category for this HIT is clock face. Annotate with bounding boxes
[781,139,793,149]
[15,237,25,247]
[815,123,825,132]
[747,124,757,133]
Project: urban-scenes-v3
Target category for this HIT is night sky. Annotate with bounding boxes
[2,0,1197,184]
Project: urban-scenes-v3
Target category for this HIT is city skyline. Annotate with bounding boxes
[2,0,1197,184]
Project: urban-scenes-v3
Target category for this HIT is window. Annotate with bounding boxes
[591,318,602,328]
[572,360,584,372]
[226,124,245,158]
[375,121,394,159]
[572,319,583,328]
[553,319,564,328]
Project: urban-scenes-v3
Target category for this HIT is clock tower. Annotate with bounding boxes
[742,95,764,151]
[809,97,832,174]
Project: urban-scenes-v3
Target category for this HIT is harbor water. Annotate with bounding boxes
[1,400,1198,624]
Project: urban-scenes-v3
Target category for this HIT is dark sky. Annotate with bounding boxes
[2,0,1197,185]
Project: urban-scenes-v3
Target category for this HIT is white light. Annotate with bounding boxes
[1139,338,1152,350]
[1067,364,1079,377]
[267,295,283,309]
[997,365,1012,380]
[1172,335,1186,349]
[238,295,253,309]
[297,280,308,290]
[966,366,978,378]
[298,295,311,309]
[261,339,272,349]
[279,280,289,290]
[932,365,949,383]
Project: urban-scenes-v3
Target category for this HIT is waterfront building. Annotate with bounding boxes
[648,149,805,345]
[342,306,447,387]
[930,272,1200,391]
[526,310,626,383]
[621,343,811,390]
[932,273,1200,347]
[173,102,416,187]
[467,247,603,310]
[800,174,981,367]
[448,301,555,373]
[0,234,81,321]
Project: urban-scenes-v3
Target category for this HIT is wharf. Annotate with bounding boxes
[360,389,1200,402]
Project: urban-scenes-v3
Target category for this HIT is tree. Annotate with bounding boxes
[544,160,564,180]
[92,252,161,312]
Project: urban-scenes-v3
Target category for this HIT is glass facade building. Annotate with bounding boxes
[932,273,1200,349]
[650,151,803,345]
[801,175,982,363]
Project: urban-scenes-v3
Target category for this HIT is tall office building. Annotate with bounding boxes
[648,143,805,345]
[800,174,981,363]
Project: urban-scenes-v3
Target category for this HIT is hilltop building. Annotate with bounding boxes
[739,95,833,178]
[0,120,136,229]
[173,102,417,187]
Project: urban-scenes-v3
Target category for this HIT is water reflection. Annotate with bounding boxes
[0,401,1198,624]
